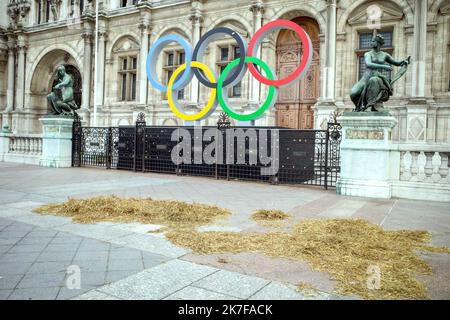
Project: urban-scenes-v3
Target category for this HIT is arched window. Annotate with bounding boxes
[163,49,185,100]
[119,56,137,101]
[112,36,140,102]
[216,44,242,97]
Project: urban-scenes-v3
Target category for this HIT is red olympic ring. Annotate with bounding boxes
[247,19,312,87]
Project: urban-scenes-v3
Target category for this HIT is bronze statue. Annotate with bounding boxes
[350,34,411,112]
[47,65,79,116]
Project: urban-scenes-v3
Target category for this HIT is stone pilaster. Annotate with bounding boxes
[138,15,152,106]
[249,0,264,106]
[80,30,93,124]
[94,29,107,125]
[405,0,429,144]
[411,0,427,99]
[314,0,337,129]
[15,35,26,110]
[188,3,203,108]
[6,36,15,113]
[81,30,93,110]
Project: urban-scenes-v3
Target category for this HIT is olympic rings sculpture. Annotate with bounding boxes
[146,19,313,122]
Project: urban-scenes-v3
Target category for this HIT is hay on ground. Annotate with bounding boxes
[251,209,290,221]
[34,197,450,300]
[34,195,230,228]
[166,218,450,300]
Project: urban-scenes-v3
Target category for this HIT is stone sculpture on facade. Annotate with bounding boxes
[46,65,79,116]
[350,34,411,112]
[7,0,31,28]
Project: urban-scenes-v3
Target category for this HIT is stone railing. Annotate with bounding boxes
[400,151,450,184]
[0,133,43,165]
[9,135,43,155]
[393,145,450,201]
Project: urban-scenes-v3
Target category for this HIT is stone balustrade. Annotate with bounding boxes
[9,135,43,155]
[393,145,450,202]
[0,133,43,165]
[400,150,450,184]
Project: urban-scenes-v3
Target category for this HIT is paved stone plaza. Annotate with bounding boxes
[0,162,449,300]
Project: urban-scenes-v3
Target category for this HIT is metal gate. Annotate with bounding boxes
[72,113,341,189]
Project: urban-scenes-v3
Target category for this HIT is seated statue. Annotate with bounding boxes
[47,65,79,116]
[350,34,411,112]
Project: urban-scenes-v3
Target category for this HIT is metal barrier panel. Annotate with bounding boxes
[72,115,341,188]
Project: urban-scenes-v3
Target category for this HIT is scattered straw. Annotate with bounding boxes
[297,282,319,296]
[251,210,290,221]
[166,218,450,300]
[34,197,450,300]
[34,195,230,229]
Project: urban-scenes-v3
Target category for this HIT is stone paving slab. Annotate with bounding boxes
[72,290,121,300]
[8,287,61,300]
[95,259,218,300]
[1,163,449,300]
[109,233,189,258]
[20,177,176,197]
[248,282,306,300]
[164,286,239,300]
[11,212,72,228]
[55,223,133,242]
[193,270,270,299]
[0,217,175,300]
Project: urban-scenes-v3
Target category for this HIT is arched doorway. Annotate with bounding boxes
[51,64,82,108]
[26,49,81,133]
[275,17,320,129]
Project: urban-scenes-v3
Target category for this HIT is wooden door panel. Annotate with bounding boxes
[275,18,319,129]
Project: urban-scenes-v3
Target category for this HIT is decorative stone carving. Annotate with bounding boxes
[7,0,31,28]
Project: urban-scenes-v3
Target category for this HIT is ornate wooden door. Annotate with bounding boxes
[275,17,320,129]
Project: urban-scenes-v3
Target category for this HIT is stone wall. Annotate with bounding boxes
[0,0,449,146]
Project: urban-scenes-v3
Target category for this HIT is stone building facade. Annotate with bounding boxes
[0,0,450,200]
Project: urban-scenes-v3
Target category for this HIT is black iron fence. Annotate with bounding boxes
[72,113,341,189]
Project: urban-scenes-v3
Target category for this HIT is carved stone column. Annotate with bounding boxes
[314,0,337,129]
[411,0,427,98]
[81,30,93,110]
[6,36,15,112]
[249,0,264,106]
[188,5,203,108]
[15,36,26,110]
[406,0,428,143]
[80,30,93,124]
[95,30,107,108]
[138,18,151,106]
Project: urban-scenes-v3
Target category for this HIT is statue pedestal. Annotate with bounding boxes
[39,117,74,168]
[336,112,400,199]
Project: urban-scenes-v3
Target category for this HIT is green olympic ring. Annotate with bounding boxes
[217,56,278,122]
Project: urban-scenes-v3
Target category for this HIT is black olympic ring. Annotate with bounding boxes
[191,27,248,89]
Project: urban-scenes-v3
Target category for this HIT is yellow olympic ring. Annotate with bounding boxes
[167,61,216,121]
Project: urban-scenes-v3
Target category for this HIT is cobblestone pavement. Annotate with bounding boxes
[0,162,449,300]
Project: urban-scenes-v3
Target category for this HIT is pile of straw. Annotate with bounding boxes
[34,195,230,228]
[166,218,450,299]
[251,209,290,221]
[35,196,450,299]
